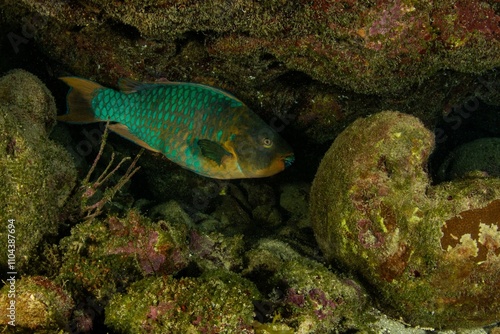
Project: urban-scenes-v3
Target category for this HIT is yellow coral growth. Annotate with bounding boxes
[441,199,500,262]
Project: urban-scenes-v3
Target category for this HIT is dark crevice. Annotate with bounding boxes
[428,98,500,184]
[107,20,141,40]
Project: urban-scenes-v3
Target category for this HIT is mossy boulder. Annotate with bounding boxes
[0,276,74,332]
[0,69,77,273]
[310,111,500,329]
[244,239,370,333]
[105,270,260,334]
[57,210,190,302]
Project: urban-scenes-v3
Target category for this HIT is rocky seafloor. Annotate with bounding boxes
[1,1,500,333]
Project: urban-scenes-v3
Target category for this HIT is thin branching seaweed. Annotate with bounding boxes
[79,123,143,221]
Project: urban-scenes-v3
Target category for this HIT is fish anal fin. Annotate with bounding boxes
[198,139,232,165]
[58,77,104,123]
[108,123,160,153]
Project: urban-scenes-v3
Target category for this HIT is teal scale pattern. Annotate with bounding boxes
[91,84,243,171]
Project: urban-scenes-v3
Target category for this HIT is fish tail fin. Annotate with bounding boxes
[58,77,104,123]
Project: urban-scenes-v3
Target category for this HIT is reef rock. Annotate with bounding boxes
[310,111,500,329]
[57,210,191,302]
[0,69,76,272]
[4,0,499,95]
[0,276,74,331]
[244,239,370,333]
[2,1,500,145]
[105,270,259,333]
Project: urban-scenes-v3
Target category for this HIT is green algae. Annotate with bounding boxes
[0,69,77,274]
[253,321,294,334]
[4,0,499,96]
[244,239,371,333]
[310,111,500,329]
[0,276,73,331]
[189,230,246,272]
[105,270,260,334]
[2,0,499,148]
[0,3,499,331]
[57,210,190,302]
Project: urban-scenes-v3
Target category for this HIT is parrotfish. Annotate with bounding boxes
[58,77,294,179]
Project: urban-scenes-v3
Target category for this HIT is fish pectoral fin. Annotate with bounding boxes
[108,123,160,153]
[197,139,232,165]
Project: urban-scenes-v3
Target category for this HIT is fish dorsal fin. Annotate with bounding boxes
[108,123,160,153]
[119,78,243,107]
[198,139,232,165]
[187,83,243,106]
[157,81,243,105]
[117,78,167,93]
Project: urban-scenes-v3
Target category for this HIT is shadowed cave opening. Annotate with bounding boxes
[429,98,500,184]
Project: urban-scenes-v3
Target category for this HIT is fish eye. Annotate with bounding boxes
[262,137,273,148]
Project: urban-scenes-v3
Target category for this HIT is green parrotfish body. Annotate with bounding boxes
[58,77,294,179]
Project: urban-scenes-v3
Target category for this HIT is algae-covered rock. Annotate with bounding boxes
[253,322,294,334]
[57,210,190,302]
[105,270,260,333]
[0,69,77,273]
[3,1,500,147]
[244,239,370,333]
[310,111,500,329]
[4,0,500,96]
[189,229,245,272]
[0,276,74,332]
[280,182,310,228]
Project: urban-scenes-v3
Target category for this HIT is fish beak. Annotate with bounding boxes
[283,153,295,169]
[254,152,294,178]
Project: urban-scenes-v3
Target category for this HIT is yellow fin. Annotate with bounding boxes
[58,77,104,123]
[108,123,160,153]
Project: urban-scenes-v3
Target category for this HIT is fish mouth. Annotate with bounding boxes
[283,153,295,169]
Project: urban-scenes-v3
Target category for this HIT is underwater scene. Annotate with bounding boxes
[0,1,499,333]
